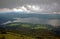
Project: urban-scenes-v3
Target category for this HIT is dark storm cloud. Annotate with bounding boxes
[0,0,60,13]
[0,0,18,8]
[0,0,60,8]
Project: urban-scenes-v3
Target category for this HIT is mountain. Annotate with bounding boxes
[0,12,60,39]
[0,12,60,26]
[3,22,54,32]
[0,22,53,37]
[0,12,60,19]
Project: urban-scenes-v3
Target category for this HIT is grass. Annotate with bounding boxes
[8,24,19,26]
[33,25,47,29]
[21,24,31,28]
[0,32,35,39]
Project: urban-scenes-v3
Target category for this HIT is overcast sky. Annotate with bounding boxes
[0,0,60,8]
[0,0,60,13]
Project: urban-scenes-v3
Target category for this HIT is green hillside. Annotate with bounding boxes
[0,32,35,39]
[0,23,59,39]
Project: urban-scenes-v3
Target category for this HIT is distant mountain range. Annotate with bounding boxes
[0,12,60,19]
[0,12,60,36]
[0,12,60,26]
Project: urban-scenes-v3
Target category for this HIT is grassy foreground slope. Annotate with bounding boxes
[0,23,60,39]
[0,32,35,39]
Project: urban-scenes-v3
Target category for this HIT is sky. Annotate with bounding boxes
[0,0,60,14]
[0,0,60,26]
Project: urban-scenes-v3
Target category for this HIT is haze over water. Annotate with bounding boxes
[12,17,60,26]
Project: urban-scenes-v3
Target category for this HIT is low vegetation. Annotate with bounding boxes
[0,23,60,39]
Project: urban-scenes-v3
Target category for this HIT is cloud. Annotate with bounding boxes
[3,21,12,24]
[47,19,60,26]
[0,4,60,14]
[13,18,60,26]
[2,18,60,26]
[0,8,13,12]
